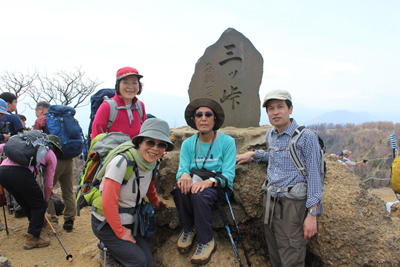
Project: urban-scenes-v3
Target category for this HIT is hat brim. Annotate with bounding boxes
[262,97,289,108]
[0,110,10,115]
[132,130,174,152]
[185,98,225,130]
[116,73,143,80]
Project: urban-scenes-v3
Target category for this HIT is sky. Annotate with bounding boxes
[1,0,399,131]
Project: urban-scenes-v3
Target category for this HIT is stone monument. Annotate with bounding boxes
[188,28,263,128]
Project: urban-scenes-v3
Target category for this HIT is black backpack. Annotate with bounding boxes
[4,130,52,167]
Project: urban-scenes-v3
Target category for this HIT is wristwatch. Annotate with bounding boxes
[308,209,317,216]
[209,178,216,188]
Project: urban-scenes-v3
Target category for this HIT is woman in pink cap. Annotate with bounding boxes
[91,67,148,140]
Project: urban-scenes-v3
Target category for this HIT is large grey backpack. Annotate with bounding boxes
[4,130,51,167]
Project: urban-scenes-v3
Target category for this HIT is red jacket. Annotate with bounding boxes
[91,93,147,139]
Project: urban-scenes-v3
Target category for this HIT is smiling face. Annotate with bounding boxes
[193,106,215,134]
[118,75,139,104]
[137,137,167,163]
[266,99,293,133]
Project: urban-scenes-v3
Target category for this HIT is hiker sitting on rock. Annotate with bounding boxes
[0,133,61,249]
[91,118,173,267]
[171,98,236,265]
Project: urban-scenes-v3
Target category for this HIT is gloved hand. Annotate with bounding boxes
[363,159,368,163]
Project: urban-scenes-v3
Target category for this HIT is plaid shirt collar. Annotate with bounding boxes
[272,118,298,138]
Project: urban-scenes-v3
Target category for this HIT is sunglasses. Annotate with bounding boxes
[144,139,168,150]
[194,112,214,118]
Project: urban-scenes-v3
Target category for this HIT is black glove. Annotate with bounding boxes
[363,159,368,163]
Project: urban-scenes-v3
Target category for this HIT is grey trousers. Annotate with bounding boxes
[263,195,308,267]
[91,215,153,267]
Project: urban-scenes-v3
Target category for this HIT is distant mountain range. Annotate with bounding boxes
[71,90,398,133]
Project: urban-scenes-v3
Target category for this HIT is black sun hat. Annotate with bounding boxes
[184,98,225,130]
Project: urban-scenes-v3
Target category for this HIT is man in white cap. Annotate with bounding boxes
[342,150,367,169]
[236,89,323,267]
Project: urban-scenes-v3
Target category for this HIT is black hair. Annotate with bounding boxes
[0,92,17,104]
[36,101,50,111]
[115,77,143,96]
[265,99,292,110]
[18,114,26,121]
[133,137,144,150]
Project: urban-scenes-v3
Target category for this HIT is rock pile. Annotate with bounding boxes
[149,125,400,267]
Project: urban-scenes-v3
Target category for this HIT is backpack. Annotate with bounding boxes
[46,105,84,159]
[3,130,51,167]
[391,156,400,195]
[266,126,327,187]
[83,88,144,160]
[76,132,132,215]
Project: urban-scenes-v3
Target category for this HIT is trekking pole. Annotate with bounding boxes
[216,203,244,267]
[225,192,252,267]
[365,155,393,161]
[0,185,9,236]
[45,216,73,261]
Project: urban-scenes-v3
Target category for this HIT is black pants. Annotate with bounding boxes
[91,215,153,267]
[0,166,47,237]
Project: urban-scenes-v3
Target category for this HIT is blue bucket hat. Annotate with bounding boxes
[0,99,10,115]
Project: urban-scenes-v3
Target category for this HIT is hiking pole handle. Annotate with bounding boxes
[389,134,397,151]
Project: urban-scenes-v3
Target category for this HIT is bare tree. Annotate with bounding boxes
[28,66,101,108]
[0,69,38,99]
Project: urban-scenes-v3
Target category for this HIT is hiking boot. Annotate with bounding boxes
[190,238,216,265]
[63,219,74,232]
[98,250,122,267]
[14,209,26,218]
[177,228,196,253]
[23,234,50,250]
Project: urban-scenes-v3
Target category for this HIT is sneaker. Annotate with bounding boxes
[177,228,196,253]
[23,234,50,250]
[190,238,216,265]
[63,219,74,232]
[14,209,26,218]
[98,250,122,267]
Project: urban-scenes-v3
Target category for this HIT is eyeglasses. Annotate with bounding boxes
[194,112,214,119]
[144,139,168,150]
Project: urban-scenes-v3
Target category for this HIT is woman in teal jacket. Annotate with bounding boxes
[172,98,236,265]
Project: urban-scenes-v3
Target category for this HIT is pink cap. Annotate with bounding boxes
[116,67,143,81]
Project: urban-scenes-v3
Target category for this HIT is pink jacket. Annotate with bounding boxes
[91,93,147,139]
[0,144,57,201]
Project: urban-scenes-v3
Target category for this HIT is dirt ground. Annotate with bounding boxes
[0,186,398,267]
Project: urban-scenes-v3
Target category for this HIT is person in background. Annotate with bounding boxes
[0,134,59,249]
[236,89,322,267]
[343,149,367,168]
[0,92,24,138]
[172,98,236,265]
[18,114,27,129]
[91,66,147,140]
[33,101,76,232]
[0,100,10,231]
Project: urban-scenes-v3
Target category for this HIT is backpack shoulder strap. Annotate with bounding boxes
[104,97,118,133]
[288,126,308,178]
[118,151,137,183]
[135,101,143,125]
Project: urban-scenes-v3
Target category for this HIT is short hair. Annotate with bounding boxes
[36,101,50,111]
[18,114,26,121]
[0,92,17,104]
[115,78,143,96]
